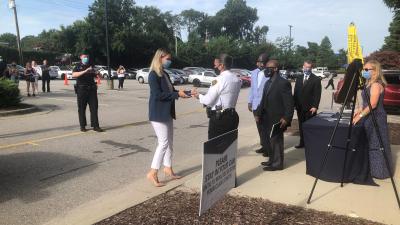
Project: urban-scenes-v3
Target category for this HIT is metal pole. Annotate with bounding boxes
[104,0,113,89]
[175,31,178,57]
[9,0,23,65]
[288,25,293,52]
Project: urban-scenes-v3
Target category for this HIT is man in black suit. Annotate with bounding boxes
[293,61,322,148]
[256,60,294,171]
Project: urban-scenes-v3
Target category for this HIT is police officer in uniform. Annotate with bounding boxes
[193,54,241,139]
[72,54,103,132]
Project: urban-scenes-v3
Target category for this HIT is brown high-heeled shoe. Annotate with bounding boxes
[163,167,182,180]
[146,171,165,187]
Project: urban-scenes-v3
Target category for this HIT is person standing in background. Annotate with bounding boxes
[117,65,126,90]
[293,61,322,149]
[41,59,51,92]
[248,53,269,156]
[24,62,36,97]
[31,61,40,94]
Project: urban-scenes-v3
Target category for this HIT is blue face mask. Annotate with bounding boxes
[82,57,89,65]
[362,70,371,80]
[163,60,172,69]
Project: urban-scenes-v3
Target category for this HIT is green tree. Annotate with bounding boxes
[384,0,400,9]
[306,42,319,63]
[180,9,206,34]
[382,11,400,51]
[0,33,17,48]
[316,36,336,68]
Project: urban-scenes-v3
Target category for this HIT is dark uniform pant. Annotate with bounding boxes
[253,110,270,153]
[265,123,284,168]
[297,108,316,146]
[77,85,99,128]
[208,110,239,140]
[42,77,50,92]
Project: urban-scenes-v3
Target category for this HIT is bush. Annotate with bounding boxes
[0,78,21,108]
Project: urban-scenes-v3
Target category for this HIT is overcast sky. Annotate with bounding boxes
[0,0,394,55]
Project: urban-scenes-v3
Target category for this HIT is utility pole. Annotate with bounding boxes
[175,30,178,57]
[9,0,23,65]
[288,25,293,52]
[104,0,113,89]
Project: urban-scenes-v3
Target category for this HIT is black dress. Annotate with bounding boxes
[362,84,393,179]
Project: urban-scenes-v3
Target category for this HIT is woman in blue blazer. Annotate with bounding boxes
[147,49,190,187]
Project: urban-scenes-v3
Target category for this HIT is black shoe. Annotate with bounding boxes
[263,166,283,171]
[255,148,264,154]
[32,93,36,97]
[262,152,269,157]
[80,127,87,132]
[93,127,104,132]
[261,161,272,167]
[295,144,304,149]
[27,93,31,97]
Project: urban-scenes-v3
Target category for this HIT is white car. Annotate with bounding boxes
[94,65,117,79]
[312,67,329,79]
[51,65,74,80]
[188,71,217,87]
[136,68,151,84]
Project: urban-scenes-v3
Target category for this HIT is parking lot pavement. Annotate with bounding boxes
[1,77,398,225]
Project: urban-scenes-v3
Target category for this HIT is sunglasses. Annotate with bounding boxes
[363,68,375,72]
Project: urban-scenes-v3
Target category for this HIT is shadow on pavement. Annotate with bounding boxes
[0,151,96,204]
[0,123,78,139]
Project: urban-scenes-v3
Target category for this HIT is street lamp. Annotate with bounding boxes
[288,25,293,52]
[9,0,23,65]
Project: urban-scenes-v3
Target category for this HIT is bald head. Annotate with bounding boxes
[266,60,279,68]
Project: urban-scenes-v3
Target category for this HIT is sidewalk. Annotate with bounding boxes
[181,126,400,225]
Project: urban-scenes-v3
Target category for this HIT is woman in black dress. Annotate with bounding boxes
[24,62,36,97]
[352,60,393,179]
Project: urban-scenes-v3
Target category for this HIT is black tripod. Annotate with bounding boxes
[306,65,400,209]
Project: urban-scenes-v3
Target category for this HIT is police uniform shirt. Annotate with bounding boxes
[199,70,241,110]
[73,63,96,86]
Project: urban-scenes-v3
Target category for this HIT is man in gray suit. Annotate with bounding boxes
[256,60,294,171]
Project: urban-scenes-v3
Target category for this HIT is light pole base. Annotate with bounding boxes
[107,79,114,90]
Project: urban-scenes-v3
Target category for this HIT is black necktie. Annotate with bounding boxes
[264,79,272,94]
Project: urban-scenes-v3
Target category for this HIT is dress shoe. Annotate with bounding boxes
[262,152,269,157]
[295,144,304,149]
[93,127,104,132]
[255,148,264,154]
[80,127,87,132]
[260,161,272,167]
[263,166,283,171]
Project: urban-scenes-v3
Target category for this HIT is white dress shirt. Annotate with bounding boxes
[199,70,241,110]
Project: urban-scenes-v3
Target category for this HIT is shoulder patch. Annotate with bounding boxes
[212,80,218,86]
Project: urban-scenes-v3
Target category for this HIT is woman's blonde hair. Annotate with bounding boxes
[365,60,387,86]
[150,48,170,77]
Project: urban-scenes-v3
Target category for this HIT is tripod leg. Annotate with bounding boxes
[340,93,358,187]
[363,87,400,209]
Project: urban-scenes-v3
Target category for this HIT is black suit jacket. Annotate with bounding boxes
[256,74,294,129]
[293,73,322,112]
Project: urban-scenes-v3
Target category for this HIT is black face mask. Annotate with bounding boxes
[214,68,220,75]
[264,68,275,77]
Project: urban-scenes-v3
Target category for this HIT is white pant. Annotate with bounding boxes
[150,119,174,170]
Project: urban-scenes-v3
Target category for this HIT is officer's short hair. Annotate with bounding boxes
[257,53,269,64]
[219,54,233,70]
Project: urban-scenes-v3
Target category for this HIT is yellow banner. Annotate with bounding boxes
[347,23,364,64]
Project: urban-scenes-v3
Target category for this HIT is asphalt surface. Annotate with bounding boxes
[0,77,349,225]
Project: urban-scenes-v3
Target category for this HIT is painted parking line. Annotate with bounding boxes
[0,108,205,150]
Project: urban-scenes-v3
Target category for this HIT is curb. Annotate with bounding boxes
[0,104,40,117]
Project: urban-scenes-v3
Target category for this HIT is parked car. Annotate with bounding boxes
[188,71,217,87]
[6,64,24,79]
[126,68,138,79]
[136,68,150,84]
[383,70,400,112]
[94,65,118,79]
[238,74,251,88]
[165,69,185,85]
[279,70,288,79]
[231,68,251,77]
[54,65,74,80]
[312,67,329,79]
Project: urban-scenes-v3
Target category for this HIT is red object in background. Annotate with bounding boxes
[96,75,101,85]
[64,73,69,85]
[383,70,400,111]
[239,75,251,87]
[334,70,400,112]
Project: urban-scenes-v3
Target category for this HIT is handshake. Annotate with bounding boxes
[178,88,200,99]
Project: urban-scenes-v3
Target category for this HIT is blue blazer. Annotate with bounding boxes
[248,68,268,111]
[148,70,179,122]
